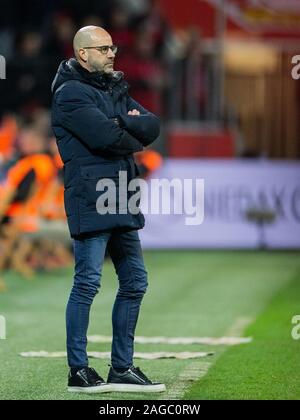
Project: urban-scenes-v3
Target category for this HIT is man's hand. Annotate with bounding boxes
[128,109,140,116]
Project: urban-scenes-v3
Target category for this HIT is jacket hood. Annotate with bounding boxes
[51,58,127,97]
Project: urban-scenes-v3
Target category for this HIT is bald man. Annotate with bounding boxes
[51,27,165,394]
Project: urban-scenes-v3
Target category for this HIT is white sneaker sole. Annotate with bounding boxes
[67,384,112,394]
[109,383,166,393]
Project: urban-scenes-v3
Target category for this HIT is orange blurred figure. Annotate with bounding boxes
[0,128,56,232]
[0,115,18,162]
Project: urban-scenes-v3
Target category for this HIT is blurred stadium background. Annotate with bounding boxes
[0,0,300,400]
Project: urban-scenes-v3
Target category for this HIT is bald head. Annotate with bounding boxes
[73,26,116,74]
[73,26,110,57]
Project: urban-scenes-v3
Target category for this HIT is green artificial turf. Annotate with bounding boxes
[0,251,299,400]
[184,263,300,400]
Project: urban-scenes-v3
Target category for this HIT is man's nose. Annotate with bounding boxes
[107,48,115,58]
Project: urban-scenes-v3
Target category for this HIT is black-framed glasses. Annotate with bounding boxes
[83,45,118,55]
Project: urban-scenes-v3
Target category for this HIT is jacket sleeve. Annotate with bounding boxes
[117,96,160,147]
[54,83,143,155]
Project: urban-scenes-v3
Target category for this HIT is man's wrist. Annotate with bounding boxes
[113,116,125,128]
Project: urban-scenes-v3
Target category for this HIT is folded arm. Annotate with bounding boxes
[54,83,143,156]
[117,97,160,147]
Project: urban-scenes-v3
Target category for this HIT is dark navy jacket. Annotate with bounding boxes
[51,58,160,238]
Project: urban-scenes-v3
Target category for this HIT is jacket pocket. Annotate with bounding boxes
[80,164,119,179]
[79,164,120,212]
[134,162,141,178]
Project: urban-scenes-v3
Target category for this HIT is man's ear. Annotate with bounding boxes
[78,48,88,62]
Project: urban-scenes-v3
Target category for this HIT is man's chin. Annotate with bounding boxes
[104,65,114,74]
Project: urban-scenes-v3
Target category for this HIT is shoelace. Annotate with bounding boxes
[131,366,151,383]
[86,367,104,383]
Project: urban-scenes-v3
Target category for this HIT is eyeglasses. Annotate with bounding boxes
[83,45,118,55]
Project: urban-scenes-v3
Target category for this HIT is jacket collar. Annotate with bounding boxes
[69,58,129,102]
[69,58,125,89]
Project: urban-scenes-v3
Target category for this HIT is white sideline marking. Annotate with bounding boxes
[19,321,254,399]
[88,335,252,345]
[161,317,254,400]
[225,317,253,337]
[161,361,212,400]
[19,351,214,359]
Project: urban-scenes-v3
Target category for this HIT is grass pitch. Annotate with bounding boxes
[0,251,299,400]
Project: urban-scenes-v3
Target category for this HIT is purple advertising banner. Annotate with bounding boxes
[139,159,300,249]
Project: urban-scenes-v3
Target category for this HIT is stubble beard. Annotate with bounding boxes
[89,58,114,74]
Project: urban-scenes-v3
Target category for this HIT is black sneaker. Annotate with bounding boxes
[107,366,166,393]
[68,367,112,394]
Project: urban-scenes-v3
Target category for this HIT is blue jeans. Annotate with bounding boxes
[66,230,148,369]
